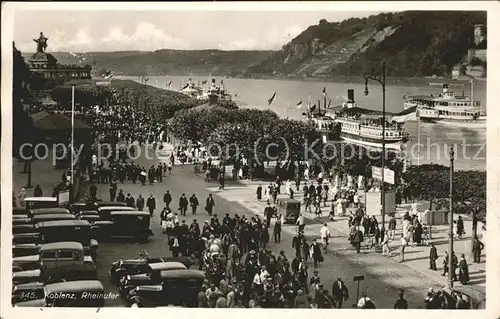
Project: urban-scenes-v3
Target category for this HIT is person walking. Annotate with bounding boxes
[352,226,363,254]
[296,214,305,233]
[357,292,376,309]
[256,184,262,201]
[331,277,349,308]
[136,194,145,211]
[264,203,274,228]
[472,236,484,263]
[458,254,470,284]
[273,217,282,243]
[399,236,407,263]
[320,223,330,253]
[381,230,391,256]
[146,193,156,216]
[179,193,188,216]
[205,194,215,216]
[310,239,323,269]
[393,290,408,309]
[109,182,117,201]
[34,185,43,197]
[190,194,199,214]
[388,214,397,240]
[429,243,438,270]
[163,190,172,208]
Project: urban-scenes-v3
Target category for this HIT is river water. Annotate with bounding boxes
[121,75,486,171]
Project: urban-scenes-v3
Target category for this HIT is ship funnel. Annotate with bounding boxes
[346,89,355,108]
[443,84,449,93]
[348,89,355,103]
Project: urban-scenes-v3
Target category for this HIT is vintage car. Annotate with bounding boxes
[118,262,187,296]
[12,217,32,226]
[94,211,151,242]
[79,213,100,223]
[70,202,93,215]
[31,213,76,224]
[126,269,205,307]
[97,206,134,221]
[13,207,27,215]
[13,224,36,235]
[13,243,40,258]
[23,197,58,210]
[12,282,45,305]
[30,207,71,217]
[109,255,193,283]
[13,233,41,245]
[95,201,127,209]
[13,241,96,275]
[441,286,486,309]
[12,269,42,285]
[35,220,98,261]
[14,280,105,307]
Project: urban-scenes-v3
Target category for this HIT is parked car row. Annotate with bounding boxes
[108,252,204,307]
[12,198,202,307]
[12,198,101,306]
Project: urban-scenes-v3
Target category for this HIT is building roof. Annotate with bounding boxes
[31,111,91,131]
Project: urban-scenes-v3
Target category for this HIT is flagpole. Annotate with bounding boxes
[71,85,75,187]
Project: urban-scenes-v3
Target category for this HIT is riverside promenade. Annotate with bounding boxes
[163,142,486,302]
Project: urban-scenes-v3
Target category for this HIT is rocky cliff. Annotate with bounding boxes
[245,11,487,78]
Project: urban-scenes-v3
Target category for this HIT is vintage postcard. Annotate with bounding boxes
[1,1,499,318]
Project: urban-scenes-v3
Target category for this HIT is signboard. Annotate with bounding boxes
[353,275,365,282]
[58,190,70,205]
[372,166,382,180]
[365,191,396,216]
[371,166,395,184]
[384,168,395,185]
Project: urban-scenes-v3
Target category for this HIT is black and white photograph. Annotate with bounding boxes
[1,1,499,315]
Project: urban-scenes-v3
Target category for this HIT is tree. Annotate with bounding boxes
[403,164,450,209]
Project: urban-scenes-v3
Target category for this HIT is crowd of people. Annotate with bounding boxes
[24,85,484,309]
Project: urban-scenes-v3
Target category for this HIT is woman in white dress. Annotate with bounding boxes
[304,167,310,181]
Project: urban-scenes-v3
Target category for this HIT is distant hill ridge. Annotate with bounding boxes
[246,11,487,78]
[21,11,486,78]
[22,49,273,77]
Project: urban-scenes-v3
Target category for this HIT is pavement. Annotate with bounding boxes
[87,142,476,308]
[170,143,486,298]
[13,153,67,203]
[10,143,486,307]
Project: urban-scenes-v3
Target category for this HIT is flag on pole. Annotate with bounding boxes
[296,100,303,109]
[309,104,316,112]
[268,92,277,105]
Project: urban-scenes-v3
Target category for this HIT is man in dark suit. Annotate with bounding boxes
[331,277,349,308]
[146,193,156,216]
[264,203,274,228]
[163,190,172,208]
[429,243,438,270]
[179,193,189,216]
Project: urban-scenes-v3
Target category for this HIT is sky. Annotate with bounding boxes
[13,10,381,52]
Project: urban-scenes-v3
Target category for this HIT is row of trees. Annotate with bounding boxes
[403,164,486,223]
[169,107,323,162]
[50,85,112,108]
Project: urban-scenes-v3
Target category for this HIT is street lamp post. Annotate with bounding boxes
[364,62,387,238]
[448,145,455,288]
